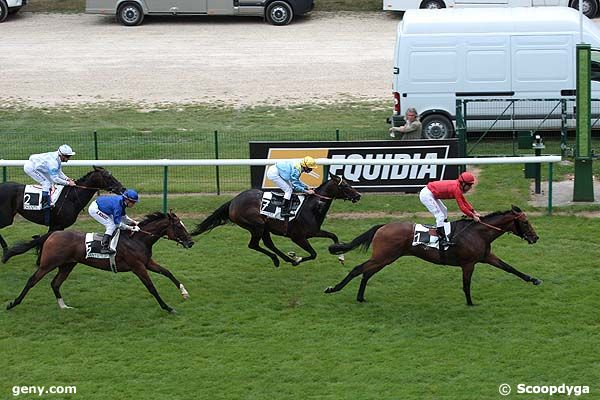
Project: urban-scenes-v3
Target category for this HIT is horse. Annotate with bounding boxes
[191,173,361,267]
[0,166,125,256]
[325,205,542,306]
[4,212,195,314]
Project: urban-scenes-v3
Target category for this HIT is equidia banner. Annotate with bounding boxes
[250,140,459,192]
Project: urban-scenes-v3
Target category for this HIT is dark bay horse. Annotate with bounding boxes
[0,166,124,255]
[4,212,194,314]
[191,173,361,267]
[326,205,542,305]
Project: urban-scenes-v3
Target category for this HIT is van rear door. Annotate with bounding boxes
[146,0,175,12]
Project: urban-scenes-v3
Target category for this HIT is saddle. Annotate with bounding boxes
[412,223,453,250]
[260,192,306,221]
[85,231,121,272]
[23,185,64,211]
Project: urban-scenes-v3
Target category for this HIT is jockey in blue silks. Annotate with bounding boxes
[266,156,316,217]
[87,189,140,254]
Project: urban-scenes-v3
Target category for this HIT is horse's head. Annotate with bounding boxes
[509,205,538,244]
[79,167,125,194]
[325,173,361,203]
[165,212,195,248]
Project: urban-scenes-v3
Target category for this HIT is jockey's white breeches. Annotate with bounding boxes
[419,187,448,228]
[88,201,117,235]
[266,165,293,200]
[23,161,53,192]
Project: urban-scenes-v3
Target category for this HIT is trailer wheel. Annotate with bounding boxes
[571,0,599,18]
[266,1,293,26]
[420,0,445,9]
[0,0,9,23]
[117,2,144,26]
[421,114,454,139]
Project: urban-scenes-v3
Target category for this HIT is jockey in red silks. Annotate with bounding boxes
[419,171,481,247]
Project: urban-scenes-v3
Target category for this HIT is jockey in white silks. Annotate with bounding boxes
[266,156,317,217]
[23,144,76,225]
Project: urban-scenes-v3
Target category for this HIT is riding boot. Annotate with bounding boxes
[41,192,51,209]
[280,198,292,218]
[100,234,115,254]
[437,227,455,248]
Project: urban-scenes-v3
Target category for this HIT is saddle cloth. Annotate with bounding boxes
[85,231,121,272]
[412,223,453,250]
[23,185,65,210]
[259,192,307,221]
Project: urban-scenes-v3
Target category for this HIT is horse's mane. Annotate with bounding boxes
[139,212,168,227]
[481,210,510,220]
[75,168,104,184]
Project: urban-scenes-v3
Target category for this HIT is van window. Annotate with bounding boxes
[591,49,600,82]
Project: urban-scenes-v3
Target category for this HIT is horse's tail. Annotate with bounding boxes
[328,224,385,255]
[191,201,232,236]
[2,232,52,264]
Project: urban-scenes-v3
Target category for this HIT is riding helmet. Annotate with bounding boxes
[58,144,76,156]
[301,156,317,169]
[458,171,476,185]
[123,189,140,203]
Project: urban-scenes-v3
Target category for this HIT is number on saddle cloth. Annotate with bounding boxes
[23,185,66,210]
[412,224,440,248]
[84,232,120,272]
[260,192,305,221]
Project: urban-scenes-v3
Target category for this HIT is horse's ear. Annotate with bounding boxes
[93,166,105,171]
[511,205,522,213]
[328,172,339,181]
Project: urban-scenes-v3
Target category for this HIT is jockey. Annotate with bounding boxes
[419,171,481,247]
[266,155,317,217]
[87,189,140,254]
[23,144,76,225]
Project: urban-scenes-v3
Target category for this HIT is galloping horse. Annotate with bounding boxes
[326,205,542,305]
[0,166,124,255]
[4,212,194,314]
[192,173,361,267]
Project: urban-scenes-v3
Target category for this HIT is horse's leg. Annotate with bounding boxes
[130,265,176,313]
[325,261,369,294]
[50,263,77,309]
[146,259,189,300]
[261,231,295,264]
[0,234,8,259]
[287,236,317,266]
[311,229,345,264]
[484,253,542,285]
[461,262,476,306]
[7,266,55,310]
[240,224,280,267]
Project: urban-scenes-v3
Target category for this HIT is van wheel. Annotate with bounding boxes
[117,2,144,26]
[420,0,445,9]
[0,0,8,23]
[421,115,454,139]
[571,0,598,18]
[266,1,293,26]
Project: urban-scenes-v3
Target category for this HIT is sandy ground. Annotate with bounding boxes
[0,11,400,107]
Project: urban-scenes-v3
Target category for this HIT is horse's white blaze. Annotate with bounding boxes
[57,298,73,309]
[179,283,189,299]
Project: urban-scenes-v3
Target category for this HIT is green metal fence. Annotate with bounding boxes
[1,129,388,193]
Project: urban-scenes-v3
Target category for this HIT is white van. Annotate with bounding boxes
[0,0,26,22]
[383,0,597,19]
[390,7,600,138]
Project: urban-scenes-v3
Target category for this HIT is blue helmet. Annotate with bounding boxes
[122,189,139,203]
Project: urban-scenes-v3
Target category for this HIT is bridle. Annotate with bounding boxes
[478,212,528,236]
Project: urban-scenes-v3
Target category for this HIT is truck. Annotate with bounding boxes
[390,7,600,139]
[86,0,315,26]
[383,0,598,20]
[0,0,26,22]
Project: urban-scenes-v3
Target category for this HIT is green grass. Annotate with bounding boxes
[1,213,598,399]
[24,0,384,13]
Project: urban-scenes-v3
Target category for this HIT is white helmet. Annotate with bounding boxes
[58,144,76,156]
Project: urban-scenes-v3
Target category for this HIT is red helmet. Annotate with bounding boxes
[458,171,476,185]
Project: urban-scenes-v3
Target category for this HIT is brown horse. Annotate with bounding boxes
[326,205,541,305]
[4,212,194,314]
[191,173,361,267]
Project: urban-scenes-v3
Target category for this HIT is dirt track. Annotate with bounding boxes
[1,11,401,107]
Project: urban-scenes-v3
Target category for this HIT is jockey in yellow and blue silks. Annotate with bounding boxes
[266,156,317,217]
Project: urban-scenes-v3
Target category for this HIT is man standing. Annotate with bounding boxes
[389,107,422,139]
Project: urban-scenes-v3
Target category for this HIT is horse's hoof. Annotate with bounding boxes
[357,298,366,303]
[532,278,542,286]
[168,308,178,314]
[324,286,334,294]
[6,302,14,310]
[182,293,190,300]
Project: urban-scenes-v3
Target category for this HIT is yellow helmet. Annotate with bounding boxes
[301,156,317,169]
